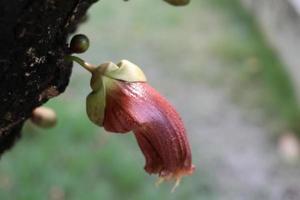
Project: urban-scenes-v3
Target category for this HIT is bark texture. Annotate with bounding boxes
[0,0,97,155]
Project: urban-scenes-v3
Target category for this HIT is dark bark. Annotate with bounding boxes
[0,0,97,155]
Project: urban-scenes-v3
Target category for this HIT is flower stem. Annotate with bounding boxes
[65,55,96,73]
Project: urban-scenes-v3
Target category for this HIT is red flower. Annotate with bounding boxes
[86,60,195,184]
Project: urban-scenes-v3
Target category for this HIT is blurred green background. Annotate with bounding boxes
[1,0,300,199]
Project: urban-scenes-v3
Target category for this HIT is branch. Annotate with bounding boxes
[0,0,98,155]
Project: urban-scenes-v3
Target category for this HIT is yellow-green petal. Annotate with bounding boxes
[104,60,147,82]
[86,80,106,126]
[90,62,119,91]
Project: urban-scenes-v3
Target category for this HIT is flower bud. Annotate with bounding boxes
[69,34,90,54]
[31,106,57,128]
[163,0,190,6]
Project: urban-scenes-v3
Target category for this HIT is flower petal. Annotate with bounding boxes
[86,86,106,126]
[104,60,147,82]
[103,80,195,180]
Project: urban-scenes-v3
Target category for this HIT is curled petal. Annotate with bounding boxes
[104,60,147,82]
[103,80,195,181]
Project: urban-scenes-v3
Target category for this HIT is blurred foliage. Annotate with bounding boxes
[207,0,300,134]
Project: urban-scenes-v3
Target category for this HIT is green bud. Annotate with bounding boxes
[163,0,190,6]
[69,34,90,54]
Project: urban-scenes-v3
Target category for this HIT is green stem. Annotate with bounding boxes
[65,55,96,73]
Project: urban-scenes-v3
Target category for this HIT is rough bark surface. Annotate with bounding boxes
[0,0,97,155]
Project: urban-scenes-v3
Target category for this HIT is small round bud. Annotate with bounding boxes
[31,106,57,128]
[69,34,90,54]
[163,0,190,6]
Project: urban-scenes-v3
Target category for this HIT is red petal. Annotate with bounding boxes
[103,80,195,180]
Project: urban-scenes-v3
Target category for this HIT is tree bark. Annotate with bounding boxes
[0,0,97,155]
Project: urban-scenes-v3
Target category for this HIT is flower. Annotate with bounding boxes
[86,60,195,185]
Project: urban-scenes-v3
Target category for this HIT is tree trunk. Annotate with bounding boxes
[0,0,97,155]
